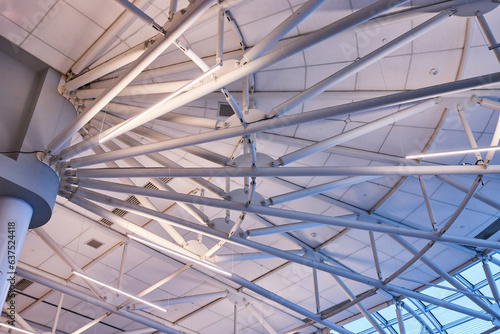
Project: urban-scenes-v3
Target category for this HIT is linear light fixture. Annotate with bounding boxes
[406,146,500,160]
[127,234,232,277]
[0,323,35,334]
[71,270,167,312]
[98,64,221,144]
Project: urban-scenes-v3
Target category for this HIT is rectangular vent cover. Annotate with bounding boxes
[16,278,33,291]
[86,238,104,249]
[475,216,500,240]
[218,103,234,117]
[100,218,114,226]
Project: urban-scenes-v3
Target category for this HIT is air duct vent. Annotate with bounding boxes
[144,182,159,190]
[160,177,172,184]
[86,238,104,249]
[218,103,234,117]
[112,207,128,217]
[126,195,140,206]
[16,278,33,291]
[475,217,500,240]
[100,218,114,226]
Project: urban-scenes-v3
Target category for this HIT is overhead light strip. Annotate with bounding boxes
[71,270,167,312]
[98,64,221,144]
[127,234,232,277]
[406,146,500,160]
[0,323,35,334]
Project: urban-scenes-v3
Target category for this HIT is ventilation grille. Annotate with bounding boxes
[160,177,172,184]
[126,195,141,205]
[16,278,33,291]
[86,238,104,249]
[475,217,500,240]
[98,182,168,227]
[112,207,128,217]
[144,182,159,190]
[218,103,234,117]
[100,218,114,226]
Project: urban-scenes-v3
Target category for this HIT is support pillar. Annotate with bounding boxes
[0,197,33,305]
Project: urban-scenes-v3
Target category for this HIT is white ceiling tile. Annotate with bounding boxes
[18,231,55,267]
[31,1,104,61]
[20,34,73,72]
[405,49,463,89]
[0,0,57,32]
[0,14,29,45]
[65,0,125,29]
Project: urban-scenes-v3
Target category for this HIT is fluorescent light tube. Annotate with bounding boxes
[71,270,167,312]
[0,323,35,334]
[99,65,221,144]
[406,146,500,160]
[127,234,232,277]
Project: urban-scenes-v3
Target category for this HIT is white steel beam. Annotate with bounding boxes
[242,0,326,63]
[72,164,500,179]
[16,268,186,334]
[331,275,387,334]
[130,291,228,310]
[70,0,153,75]
[71,181,500,250]
[60,71,500,163]
[277,99,436,165]
[269,11,450,118]
[59,0,410,158]
[47,0,216,154]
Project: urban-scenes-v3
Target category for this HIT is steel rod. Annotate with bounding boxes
[392,235,500,319]
[313,268,321,314]
[70,189,497,320]
[242,0,326,63]
[485,111,500,164]
[419,177,437,230]
[245,222,324,238]
[72,164,500,179]
[60,0,410,158]
[213,250,304,262]
[130,291,228,310]
[395,303,406,334]
[269,11,450,118]
[47,0,216,154]
[437,175,500,211]
[246,303,278,334]
[62,71,500,163]
[16,268,185,334]
[69,0,152,75]
[51,293,64,334]
[458,109,483,161]
[115,0,164,33]
[482,260,500,304]
[72,180,500,250]
[216,8,224,65]
[331,275,387,334]
[475,13,500,62]
[74,81,189,99]
[265,176,378,206]
[116,243,128,291]
[369,232,383,280]
[71,313,110,334]
[36,228,103,298]
[65,41,152,92]
[277,99,436,165]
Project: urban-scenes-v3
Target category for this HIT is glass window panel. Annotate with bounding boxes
[460,263,487,285]
[445,317,495,334]
[430,306,464,325]
[377,305,396,322]
[453,295,483,311]
[343,316,373,333]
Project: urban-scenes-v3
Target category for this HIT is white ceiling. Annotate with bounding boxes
[2,0,500,333]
